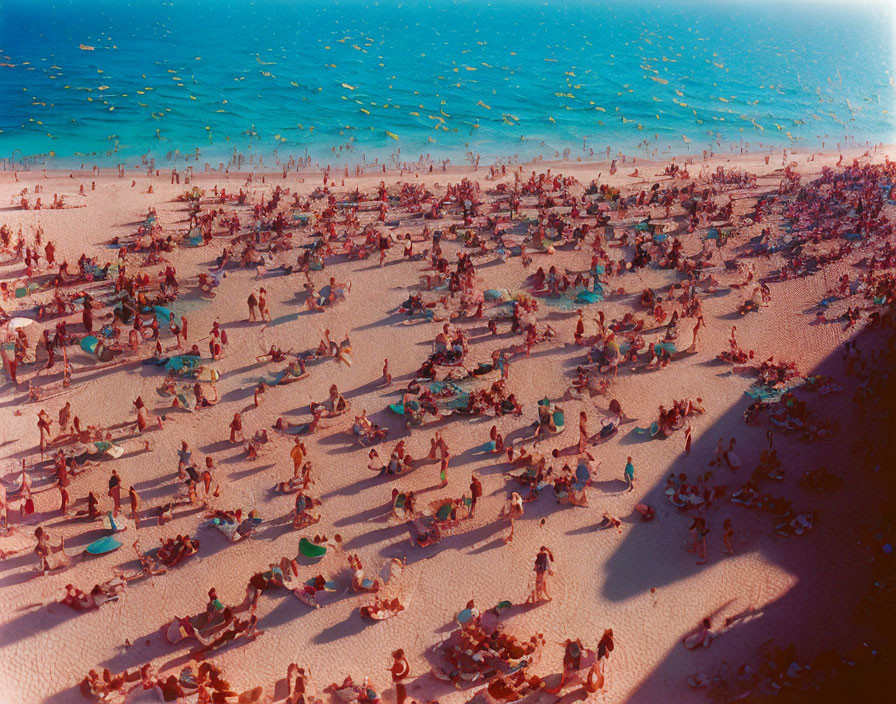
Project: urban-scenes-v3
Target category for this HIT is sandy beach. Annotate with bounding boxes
[0,147,893,704]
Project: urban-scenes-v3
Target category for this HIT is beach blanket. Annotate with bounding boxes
[160,355,201,373]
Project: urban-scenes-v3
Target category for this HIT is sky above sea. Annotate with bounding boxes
[0,0,894,166]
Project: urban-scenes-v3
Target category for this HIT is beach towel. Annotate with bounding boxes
[484,289,511,302]
[575,289,603,304]
[299,537,327,558]
[152,306,174,323]
[162,355,201,373]
[635,421,661,437]
[15,283,41,298]
[80,336,99,355]
[553,410,565,430]
[86,535,123,555]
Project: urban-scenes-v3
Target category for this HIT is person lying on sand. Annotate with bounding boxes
[683,618,714,650]
[60,577,125,611]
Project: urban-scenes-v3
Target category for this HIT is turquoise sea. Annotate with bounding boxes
[0,0,893,167]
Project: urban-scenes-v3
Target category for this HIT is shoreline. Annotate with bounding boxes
[1,145,893,186]
[1,138,893,177]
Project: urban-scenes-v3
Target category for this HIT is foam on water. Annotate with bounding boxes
[0,0,893,167]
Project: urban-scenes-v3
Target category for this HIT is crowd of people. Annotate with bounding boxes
[1,149,894,703]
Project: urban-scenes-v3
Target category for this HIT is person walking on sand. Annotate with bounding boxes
[389,649,410,704]
[624,457,635,492]
[382,359,391,386]
[108,469,122,516]
[528,546,555,602]
[469,474,483,518]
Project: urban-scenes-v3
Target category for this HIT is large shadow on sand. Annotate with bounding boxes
[599,324,892,702]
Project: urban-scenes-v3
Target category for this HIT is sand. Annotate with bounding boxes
[0,148,890,704]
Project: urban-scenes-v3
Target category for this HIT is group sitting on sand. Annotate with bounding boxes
[1,147,894,704]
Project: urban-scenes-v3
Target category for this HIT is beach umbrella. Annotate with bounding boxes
[2,317,34,332]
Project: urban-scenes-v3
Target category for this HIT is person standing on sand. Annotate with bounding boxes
[247,291,258,322]
[202,456,217,496]
[688,517,704,553]
[57,460,70,514]
[290,438,307,478]
[258,288,272,324]
[58,402,72,438]
[0,483,8,533]
[229,413,244,444]
[37,409,52,455]
[129,486,141,528]
[624,457,635,492]
[489,425,505,454]
[500,492,524,543]
[177,441,192,480]
[529,546,554,602]
[469,475,483,518]
[723,518,734,555]
[429,431,451,487]
[688,315,705,353]
[82,300,94,333]
[108,469,122,516]
[596,628,614,682]
[438,454,450,488]
[389,649,410,704]
[210,320,228,350]
[695,521,710,565]
[578,411,589,453]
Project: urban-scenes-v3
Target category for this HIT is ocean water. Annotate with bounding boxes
[0,0,893,167]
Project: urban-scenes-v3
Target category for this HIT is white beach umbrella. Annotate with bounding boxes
[2,317,34,332]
